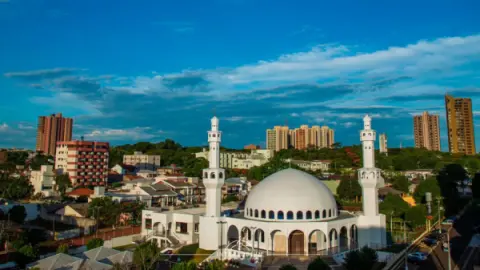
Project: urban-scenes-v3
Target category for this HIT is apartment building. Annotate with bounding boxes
[55,140,109,186]
[445,95,476,155]
[286,159,331,172]
[123,151,161,170]
[30,165,56,196]
[267,124,334,150]
[379,133,388,154]
[195,149,273,170]
[413,111,441,151]
[36,113,73,156]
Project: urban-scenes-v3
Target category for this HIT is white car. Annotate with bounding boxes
[407,252,428,262]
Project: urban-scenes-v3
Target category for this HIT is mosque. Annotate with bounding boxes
[141,115,387,260]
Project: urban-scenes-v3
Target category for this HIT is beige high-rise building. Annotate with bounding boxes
[445,95,476,155]
[266,124,335,151]
[36,113,73,156]
[379,133,388,154]
[413,111,441,151]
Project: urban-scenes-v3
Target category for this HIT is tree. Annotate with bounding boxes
[437,164,467,215]
[391,175,410,193]
[405,205,427,228]
[379,194,410,219]
[86,238,104,250]
[15,244,38,267]
[0,174,34,200]
[8,205,26,224]
[88,197,121,227]
[343,246,378,270]
[279,264,297,270]
[308,257,330,270]
[56,243,69,254]
[413,177,441,204]
[473,173,480,199]
[133,241,165,270]
[337,176,362,201]
[172,261,198,270]
[202,260,225,270]
[183,157,208,178]
[29,154,53,170]
[120,200,146,225]
[55,173,71,195]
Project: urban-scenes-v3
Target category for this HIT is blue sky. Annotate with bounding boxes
[1,0,480,151]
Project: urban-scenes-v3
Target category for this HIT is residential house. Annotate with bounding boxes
[157,164,183,176]
[159,179,203,204]
[403,169,434,180]
[137,183,178,208]
[27,247,133,270]
[111,164,137,175]
[137,169,158,179]
[66,188,94,199]
[286,159,331,172]
[223,177,249,198]
[56,203,89,218]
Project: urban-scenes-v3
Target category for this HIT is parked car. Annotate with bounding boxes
[442,216,457,225]
[407,252,428,263]
[423,237,438,247]
[429,229,447,240]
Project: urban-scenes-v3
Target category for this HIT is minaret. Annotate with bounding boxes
[199,116,226,251]
[203,116,225,217]
[357,115,386,247]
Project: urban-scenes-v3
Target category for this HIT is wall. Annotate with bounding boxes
[103,234,141,248]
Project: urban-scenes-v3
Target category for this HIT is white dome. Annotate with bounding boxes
[244,168,338,222]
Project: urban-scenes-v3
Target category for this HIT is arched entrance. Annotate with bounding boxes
[253,229,265,251]
[271,230,287,254]
[227,225,239,244]
[308,230,327,254]
[240,227,252,246]
[339,227,349,251]
[329,229,338,249]
[288,230,305,255]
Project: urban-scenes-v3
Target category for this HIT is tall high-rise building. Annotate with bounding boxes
[266,124,335,151]
[379,133,388,154]
[266,126,289,152]
[36,113,73,156]
[413,111,441,151]
[445,95,476,155]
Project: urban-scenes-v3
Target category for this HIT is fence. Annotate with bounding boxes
[103,234,141,248]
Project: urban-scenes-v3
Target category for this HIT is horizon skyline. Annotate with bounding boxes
[0,0,479,151]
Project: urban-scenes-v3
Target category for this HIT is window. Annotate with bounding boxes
[210,172,215,178]
[277,211,284,220]
[219,172,223,179]
[314,210,320,219]
[145,218,152,229]
[204,172,208,178]
[328,209,332,217]
[296,211,303,220]
[261,231,265,242]
[268,211,275,219]
[261,210,266,218]
[322,210,326,218]
[254,210,259,218]
[176,222,188,234]
[247,230,251,240]
[287,211,294,220]
[249,209,253,216]
[194,223,199,233]
[306,211,312,220]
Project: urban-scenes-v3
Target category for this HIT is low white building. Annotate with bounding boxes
[123,151,161,170]
[195,149,273,170]
[286,159,331,172]
[29,165,56,197]
[141,116,387,267]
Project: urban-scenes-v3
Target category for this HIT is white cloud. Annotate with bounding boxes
[30,92,102,116]
[290,113,300,117]
[81,127,162,141]
[223,116,259,123]
[302,111,391,124]
[343,122,356,128]
[0,123,8,132]
[17,123,34,130]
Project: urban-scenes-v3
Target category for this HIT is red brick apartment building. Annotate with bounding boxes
[55,140,109,186]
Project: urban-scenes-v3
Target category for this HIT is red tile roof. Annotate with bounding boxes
[67,188,94,197]
[124,175,143,181]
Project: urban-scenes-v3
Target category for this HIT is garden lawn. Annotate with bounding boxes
[175,244,215,263]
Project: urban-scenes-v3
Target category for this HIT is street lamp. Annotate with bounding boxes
[217,221,227,261]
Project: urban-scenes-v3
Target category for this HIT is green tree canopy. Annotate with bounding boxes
[172,261,199,270]
[133,241,165,270]
[308,257,330,270]
[343,246,379,270]
[413,177,441,204]
[279,264,297,270]
[86,238,104,250]
[405,205,427,228]
[0,174,34,200]
[379,194,410,219]
[391,175,410,193]
[437,164,467,215]
[336,176,362,201]
[55,173,71,195]
[8,205,27,224]
[88,197,121,227]
[120,200,146,225]
[182,157,208,178]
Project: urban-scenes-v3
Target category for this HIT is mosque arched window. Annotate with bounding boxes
[254,210,259,218]
[322,210,326,218]
[204,172,208,178]
[296,211,303,220]
[218,172,223,179]
[328,209,332,217]
[261,231,265,242]
[268,211,275,219]
[245,208,249,216]
[247,230,251,240]
[314,210,320,219]
[249,209,253,216]
[261,210,266,219]
[287,211,294,220]
[277,211,284,220]
[306,211,312,220]
[210,172,215,178]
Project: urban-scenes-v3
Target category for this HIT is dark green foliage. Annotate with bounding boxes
[247,158,304,181]
[380,194,410,219]
[182,157,208,178]
[413,177,441,204]
[308,257,330,270]
[86,238,104,250]
[133,241,165,270]
[391,175,410,193]
[437,164,467,215]
[279,264,297,270]
[121,200,146,225]
[0,174,34,200]
[172,261,198,270]
[88,197,122,227]
[473,173,480,199]
[405,205,427,228]
[343,246,378,270]
[55,173,71,195]
[8,205,26,224]
[14,244,38,267]
[222,195,238,203]
[29,154,53,170]
[56,243,69,254]
[336,176,362,200]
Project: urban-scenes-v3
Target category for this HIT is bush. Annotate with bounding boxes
[8,205,27,224]
[279,264,297,270]
[405,205,427,228]
[308,257,330,270]
[56,243,69,254]
[86,238,104,250]
[343,246,378,270]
